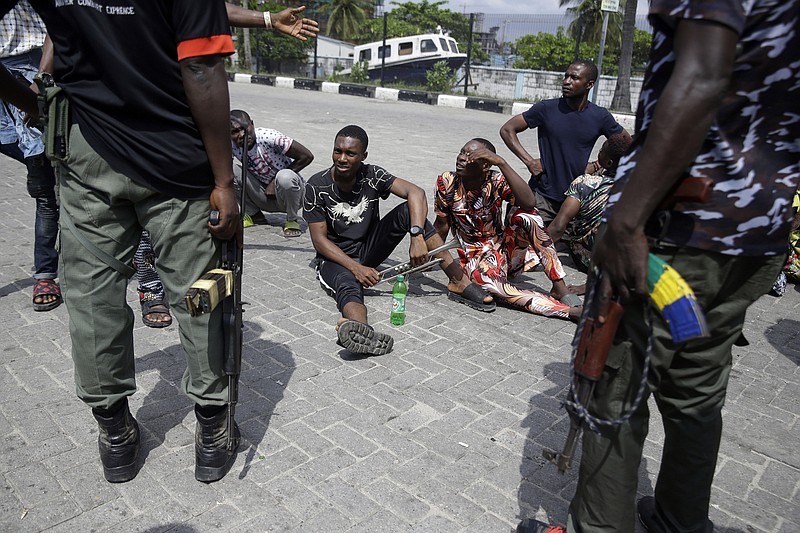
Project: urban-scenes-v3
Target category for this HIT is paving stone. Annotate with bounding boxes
[1,84,798,533]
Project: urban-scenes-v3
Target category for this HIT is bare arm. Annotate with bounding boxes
[434,214,450,243]
[548,196,581,244]
[226,4,319,41]
[500,114,542,177]
[39,34,53,74]
[286,139,314,173]
[468,147,537,211]
[390,178,429,266]
[180,54,238,240]
[308,220,381,287]
[592,19,739,303]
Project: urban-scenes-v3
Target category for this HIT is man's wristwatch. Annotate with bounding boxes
[409,225,424,237]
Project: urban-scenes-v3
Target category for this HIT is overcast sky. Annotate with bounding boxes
[436,0,651,15]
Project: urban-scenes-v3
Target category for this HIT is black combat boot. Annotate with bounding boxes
[92,398,140,483]
[194,404,240,483]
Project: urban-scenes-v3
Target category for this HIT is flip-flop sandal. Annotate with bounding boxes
[448,283,496,312]
[32,278,63,312]
[337,320,394,355]
[140,293,172,328]
[283,220,302,238]
[558,293,584,307]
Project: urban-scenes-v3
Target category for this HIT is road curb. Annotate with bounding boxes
[227,71,635,128]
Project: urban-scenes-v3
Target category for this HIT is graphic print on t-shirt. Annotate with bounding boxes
[330,196,369,224]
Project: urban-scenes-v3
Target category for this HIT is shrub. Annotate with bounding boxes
[425,60,456,93]
[349,60,370,84]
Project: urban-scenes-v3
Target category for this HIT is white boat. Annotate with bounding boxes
[345,30,467,85]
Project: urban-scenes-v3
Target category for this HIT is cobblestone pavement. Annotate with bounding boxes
[0,83,797,532]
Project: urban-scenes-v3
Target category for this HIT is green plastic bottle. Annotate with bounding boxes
[390,275,407,325]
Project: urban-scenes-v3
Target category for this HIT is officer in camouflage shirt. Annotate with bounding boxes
[518,1,799,532]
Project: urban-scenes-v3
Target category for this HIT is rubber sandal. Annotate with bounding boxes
[448,283,496,312]
[283,220,301,237]
[32,278,63,312]
[140,292,172,328]
[558,292,583,307]
[337,320,393,355]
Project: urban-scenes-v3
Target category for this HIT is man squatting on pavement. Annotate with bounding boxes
[230,109,314,237]
[0,0,243,483]
[304,125,495,355]
[0,2,61,312]
[519,0,800,532]
[500,59,632,225]
[433,138,583,321]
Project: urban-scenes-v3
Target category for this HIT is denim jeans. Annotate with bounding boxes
[1,49,59,279]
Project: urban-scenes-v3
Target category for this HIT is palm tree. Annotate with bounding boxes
[559,0,623,49]
[323,0,374,42]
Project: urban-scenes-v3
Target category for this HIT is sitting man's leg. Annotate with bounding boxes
[274,168,303,237]
[317,258,394,355]
[463,245,576,320]
[507,208,581,304]
[134,230,172,328]
[233,169,268,227]
[26,152,62,311]
[362,202,494,311]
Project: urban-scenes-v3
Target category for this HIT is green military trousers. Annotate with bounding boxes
[567,246,783,532]
[58,124,228,410]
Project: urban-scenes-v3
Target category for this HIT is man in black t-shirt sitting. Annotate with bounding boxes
[304,125,494,355]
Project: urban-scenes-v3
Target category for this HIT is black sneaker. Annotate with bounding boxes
[336,320,393,355]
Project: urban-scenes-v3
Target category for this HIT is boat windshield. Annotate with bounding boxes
[449,40,460,53]
[421,39,437,53]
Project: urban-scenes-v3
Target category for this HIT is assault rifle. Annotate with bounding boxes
[543,176,713,473]
[185,129,248,453]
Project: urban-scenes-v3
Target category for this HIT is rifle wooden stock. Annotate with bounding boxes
[657,176,713,210]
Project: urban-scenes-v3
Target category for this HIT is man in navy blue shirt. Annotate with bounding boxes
[500,60,630,224]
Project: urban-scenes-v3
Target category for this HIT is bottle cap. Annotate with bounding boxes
[397,275,404,282]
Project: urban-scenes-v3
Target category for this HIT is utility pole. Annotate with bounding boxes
[593,0,619,103]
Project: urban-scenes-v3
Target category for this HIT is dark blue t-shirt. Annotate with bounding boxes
[522,98,622,202]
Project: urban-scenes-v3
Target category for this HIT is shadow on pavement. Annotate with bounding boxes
[764,318,800,366]
[517,361,656,529]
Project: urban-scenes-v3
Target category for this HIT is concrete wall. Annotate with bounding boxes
[466,65,643,111]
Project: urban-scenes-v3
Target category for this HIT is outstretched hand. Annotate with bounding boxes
[273,6,319,41]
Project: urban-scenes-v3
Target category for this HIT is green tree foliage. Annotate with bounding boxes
[512,27,651,77]
[323,0,374,41]
[513,28,597,72]
[425,60,457,93]
[237,3,314,73]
